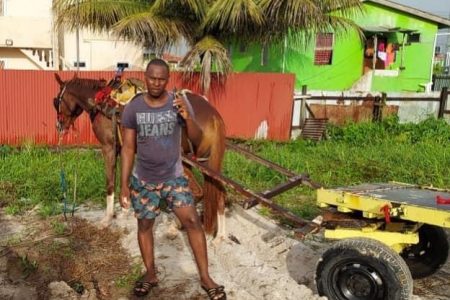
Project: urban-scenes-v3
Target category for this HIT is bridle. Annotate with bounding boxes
[53,84,81,133]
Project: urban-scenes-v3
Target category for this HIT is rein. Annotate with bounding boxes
[55,84,78,219]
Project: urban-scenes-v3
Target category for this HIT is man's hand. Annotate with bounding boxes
[173,93,194,120]
[120,185,131,209]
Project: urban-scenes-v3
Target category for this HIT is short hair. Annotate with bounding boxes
[146,58,170,73]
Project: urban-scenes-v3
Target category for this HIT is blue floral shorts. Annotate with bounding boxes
[129,175,194,219]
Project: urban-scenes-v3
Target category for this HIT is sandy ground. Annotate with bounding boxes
[1,203,449,299]
[79,204,327,300]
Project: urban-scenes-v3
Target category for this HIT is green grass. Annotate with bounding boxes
[0,145,106,216]
[224,117,450,219]
[1,117,449,220]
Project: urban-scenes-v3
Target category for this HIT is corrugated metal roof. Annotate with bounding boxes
[363,0,450,28]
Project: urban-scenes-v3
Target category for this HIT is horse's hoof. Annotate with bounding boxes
[100,216,113,228]
[211,235,226,248]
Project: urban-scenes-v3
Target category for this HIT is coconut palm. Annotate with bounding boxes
[53,0,361,92]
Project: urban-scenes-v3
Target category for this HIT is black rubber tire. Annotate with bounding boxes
[401,224,449,279]
[315,238,412,300]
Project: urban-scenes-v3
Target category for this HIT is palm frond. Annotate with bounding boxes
[181,36,232,93]
[112,11,192,52]
[152,0,208,21]
[202,0,264,39]
[52,0,151,32]
[257,0,361,44]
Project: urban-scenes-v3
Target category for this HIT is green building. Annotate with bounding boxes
[231,0,450,92]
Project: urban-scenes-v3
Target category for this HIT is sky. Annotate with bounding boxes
[391,0,450,17]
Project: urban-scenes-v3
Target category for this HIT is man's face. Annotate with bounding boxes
[144,65,169,98]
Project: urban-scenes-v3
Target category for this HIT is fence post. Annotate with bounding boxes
[300,85,307,128]
[372,94,382,122]
[380,92,386,122]
[438,87,448,119]
[431,74,435,91]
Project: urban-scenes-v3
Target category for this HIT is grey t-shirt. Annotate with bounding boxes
[121,93,183,184]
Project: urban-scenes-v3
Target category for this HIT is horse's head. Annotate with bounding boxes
[53,73,84,134]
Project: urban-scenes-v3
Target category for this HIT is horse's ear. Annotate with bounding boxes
[54,73,64,86]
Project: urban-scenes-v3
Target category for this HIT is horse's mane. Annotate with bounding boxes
[67,77,106,91]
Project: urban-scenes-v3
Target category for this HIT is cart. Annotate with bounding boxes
[316,183,450,300]
[183,142,450,300]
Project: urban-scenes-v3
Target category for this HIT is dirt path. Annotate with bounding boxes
[1,204,449,299]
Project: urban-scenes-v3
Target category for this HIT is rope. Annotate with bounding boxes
[57,131,78,221]
[57,134,69,221]
[71,129,80,217]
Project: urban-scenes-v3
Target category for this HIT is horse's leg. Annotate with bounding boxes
[93,116,117,228]
[100,143,116,228]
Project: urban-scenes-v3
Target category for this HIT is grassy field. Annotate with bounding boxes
[1,117,449,219]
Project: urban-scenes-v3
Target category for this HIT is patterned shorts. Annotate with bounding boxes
[130,175,194,219]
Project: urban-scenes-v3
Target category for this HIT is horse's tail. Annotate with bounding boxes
[202,116,226,235]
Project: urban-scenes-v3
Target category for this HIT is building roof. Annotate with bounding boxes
[363,0,450,28]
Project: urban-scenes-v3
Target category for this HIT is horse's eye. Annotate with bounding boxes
[53,98,59,110]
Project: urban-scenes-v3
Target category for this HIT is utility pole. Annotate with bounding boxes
[76,0,80,73]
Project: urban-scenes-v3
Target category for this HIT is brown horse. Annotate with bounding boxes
[53,73,226,237]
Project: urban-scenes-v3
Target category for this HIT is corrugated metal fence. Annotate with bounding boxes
[0,70,295,145]
[432,74,450,91]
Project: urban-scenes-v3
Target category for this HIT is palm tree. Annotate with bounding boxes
[53,0,361,92]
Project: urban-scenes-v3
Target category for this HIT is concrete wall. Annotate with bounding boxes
[0,0,144,71]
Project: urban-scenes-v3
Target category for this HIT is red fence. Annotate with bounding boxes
[0,70,295,145]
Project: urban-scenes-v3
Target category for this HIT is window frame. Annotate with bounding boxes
[314,33,334,66]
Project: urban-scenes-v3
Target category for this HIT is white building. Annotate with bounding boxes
[0,0,145,71]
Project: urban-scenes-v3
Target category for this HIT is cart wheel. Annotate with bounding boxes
[401,224,449,279]
[315,238,412,300]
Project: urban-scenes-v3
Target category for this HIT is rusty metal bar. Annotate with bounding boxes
[181,155,312,227]
[243,175,305,209]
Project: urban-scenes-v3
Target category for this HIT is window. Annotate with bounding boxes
[73,61,86,68]
[117,62,129,69]
[314,33,334,65]
[408,33,421,43]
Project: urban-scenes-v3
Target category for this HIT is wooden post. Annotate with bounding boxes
[438,87,448,119]
[372,95,382,122]
[380,92,386,122]
[300,85,307,128]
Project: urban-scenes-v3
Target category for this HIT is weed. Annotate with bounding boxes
[20,255,38,278]
[115,262,142,288]
[51,219,67,235]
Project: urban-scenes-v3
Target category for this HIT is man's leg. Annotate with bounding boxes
[173,206,220,289]
[137,218,159,284]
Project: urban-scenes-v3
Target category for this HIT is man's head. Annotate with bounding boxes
[144,59,170,98]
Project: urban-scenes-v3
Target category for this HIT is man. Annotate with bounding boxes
[120,58,226,299]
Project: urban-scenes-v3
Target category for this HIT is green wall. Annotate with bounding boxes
[231,2,440,92]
